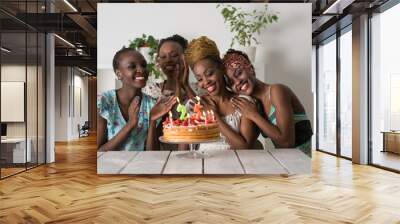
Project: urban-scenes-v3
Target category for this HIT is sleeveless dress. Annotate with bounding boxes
[261,86,313,157]
[198,110,242,151]
[198,95,253,151]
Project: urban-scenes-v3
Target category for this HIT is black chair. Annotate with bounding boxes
[78,121,90,138]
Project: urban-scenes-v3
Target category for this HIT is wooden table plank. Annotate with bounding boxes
[236,150,288,174]
[120,151,171,174]
[268,149,311,174]
[97,151,138,174]
[98,149,310,175]
[97,152,105,158]
[163,151,203,174]
[203,149,244,174]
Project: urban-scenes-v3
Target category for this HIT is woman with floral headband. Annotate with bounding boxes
[223,49,313,156]
[185,37,260,150]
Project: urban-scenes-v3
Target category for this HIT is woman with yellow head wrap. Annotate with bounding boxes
[185,36,260,150]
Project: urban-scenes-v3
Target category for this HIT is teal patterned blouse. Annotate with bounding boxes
[97,89,157,151]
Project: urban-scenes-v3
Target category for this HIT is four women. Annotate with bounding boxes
[97,35,312,156]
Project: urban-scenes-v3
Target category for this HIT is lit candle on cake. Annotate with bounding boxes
[193,96,203,120]
[203,111,207,125]
[210,110,215,122]
[206,110,211,122]
[176,97,187,120]
[169,111,173,127]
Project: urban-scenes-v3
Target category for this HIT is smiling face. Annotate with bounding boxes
[157,41,183,77]
[223,51,257,96]
[225,65,256,96]
[192,58,225,96]
[115,51,148,89]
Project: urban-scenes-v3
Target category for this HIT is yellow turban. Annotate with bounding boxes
[185,36,221,68]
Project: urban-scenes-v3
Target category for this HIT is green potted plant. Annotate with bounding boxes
[128,34,162,79]
[217,4,278,62]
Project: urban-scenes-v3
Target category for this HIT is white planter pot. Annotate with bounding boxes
[138,46,152,63]
[235,46,256,63]
[138,46,165,80]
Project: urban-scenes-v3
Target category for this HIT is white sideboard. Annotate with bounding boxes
[1,138,32,163]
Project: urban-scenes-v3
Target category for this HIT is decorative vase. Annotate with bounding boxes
[138,46,152,63]
[235,46,256,63]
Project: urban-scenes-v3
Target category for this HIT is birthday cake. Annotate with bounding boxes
[162,97,220,143]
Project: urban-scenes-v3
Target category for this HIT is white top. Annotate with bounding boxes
[198,95,254,151]
[198,109,242,151]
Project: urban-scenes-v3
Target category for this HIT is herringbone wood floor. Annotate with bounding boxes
[1,135,400,224]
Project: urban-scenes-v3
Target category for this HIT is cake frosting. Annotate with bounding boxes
[162,106,220,143]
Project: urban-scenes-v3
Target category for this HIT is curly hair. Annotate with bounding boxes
[185,36,222,68]
[157,34,188,54]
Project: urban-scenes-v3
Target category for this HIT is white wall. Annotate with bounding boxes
[352,14,369,164]
[54,67,89,141]
[46,32,55,163]
[312,45,317,151]
[1,65,27,140]
[97,68,117,95]
[1,65,37,137]
[55,66,68,141]
[73,73,89,138]
[1,64,46,163]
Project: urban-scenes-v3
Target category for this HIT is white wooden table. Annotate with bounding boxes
[97,149,311,175]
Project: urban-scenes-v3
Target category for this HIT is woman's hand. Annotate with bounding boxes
[232,97,259,120]
[179,55,190,88]
[172,56,187,82]
[201,96,219,117]
[127,96,141,128]
[175,55,196,99]
[150,96,177,121]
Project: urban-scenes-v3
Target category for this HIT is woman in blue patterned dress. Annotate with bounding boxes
[97,48,176,151]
